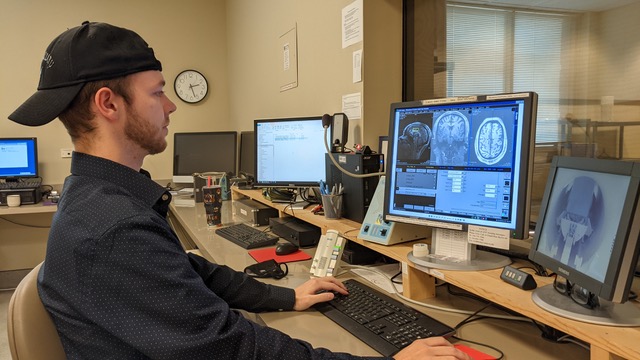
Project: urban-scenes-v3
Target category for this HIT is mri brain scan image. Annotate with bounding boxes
[396,121,432,162]
[431,111,469,166]
[474,117,508,165]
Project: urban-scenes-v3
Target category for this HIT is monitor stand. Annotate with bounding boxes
[532,285,640,327]
[408,228,511,271]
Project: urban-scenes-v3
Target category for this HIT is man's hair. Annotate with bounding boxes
[58,76,133,142]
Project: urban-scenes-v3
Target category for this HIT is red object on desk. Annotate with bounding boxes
[248,247,311,264]
[454,344,496,360]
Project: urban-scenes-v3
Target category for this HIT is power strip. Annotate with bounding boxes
[500,265,537,290]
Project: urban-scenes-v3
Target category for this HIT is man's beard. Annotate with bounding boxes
[124,106,167,155]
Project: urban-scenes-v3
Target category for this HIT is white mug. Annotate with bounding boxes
[7,194,21,207]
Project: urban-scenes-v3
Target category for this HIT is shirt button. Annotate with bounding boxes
[162,194,169,201]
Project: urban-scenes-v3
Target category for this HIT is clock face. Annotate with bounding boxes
[174,70,208,103]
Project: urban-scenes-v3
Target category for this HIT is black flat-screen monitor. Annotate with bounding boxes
[238,131,255,181]
[0,137,39,179]
[383,92,538,270]
[529,156,640,326]
[254,116,326,188]
[172,132,237,184]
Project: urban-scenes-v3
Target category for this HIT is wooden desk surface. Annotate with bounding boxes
[0,202,57,215]
[169,194,599,359]
[223,187,640,360]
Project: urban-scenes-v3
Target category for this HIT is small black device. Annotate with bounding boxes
[243,260,288,279]
[269,217,320,247]
[233,198,279,226]
[500,265,537,290]
[330,113,349,153]
[275,242,299,255]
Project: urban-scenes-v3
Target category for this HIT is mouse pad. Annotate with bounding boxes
[454,344,496,360]
[248,248,311,264]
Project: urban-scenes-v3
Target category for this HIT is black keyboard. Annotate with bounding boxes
[314,279,455,357]
[0,179,42,189]
[215,223,279,249]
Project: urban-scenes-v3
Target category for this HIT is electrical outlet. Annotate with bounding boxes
[60,149,73,158]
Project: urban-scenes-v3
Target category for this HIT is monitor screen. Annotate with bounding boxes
[254,116,327,188]
[530,156,640,304]
[383,92,538,240]
[0,137,39,179]
[172,132,237,184]
[238,131,255,180]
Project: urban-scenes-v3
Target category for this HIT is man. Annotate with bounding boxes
[9,21,469,360]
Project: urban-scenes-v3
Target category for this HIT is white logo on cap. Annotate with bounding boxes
[43,52,54,69]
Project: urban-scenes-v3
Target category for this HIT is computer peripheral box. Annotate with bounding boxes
[0,188,43,206]
[269,217,320,247]
[232,198,279,226]
[325,153,381,223]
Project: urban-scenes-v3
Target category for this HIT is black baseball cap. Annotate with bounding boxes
[9,21,162,126]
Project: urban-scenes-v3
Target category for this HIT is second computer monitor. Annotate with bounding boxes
[253,116,326,188]
[238,131,255,181]
[172,131,237,184]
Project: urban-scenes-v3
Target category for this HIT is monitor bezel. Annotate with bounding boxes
[238,130,255,180]
[172,131,238,184]
[382,92,538,240]
[529,156,640,303]
[253,116,327,188]
[0,137,39,179]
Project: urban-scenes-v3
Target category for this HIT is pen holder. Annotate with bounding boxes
[202,185,223,226]
[321,194,343,220]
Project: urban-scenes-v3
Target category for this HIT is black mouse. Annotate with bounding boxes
[275,242,299,255]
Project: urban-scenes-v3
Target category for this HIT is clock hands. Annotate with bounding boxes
[188,83,201,97]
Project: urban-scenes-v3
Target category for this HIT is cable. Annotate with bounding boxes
[344,264,531,323]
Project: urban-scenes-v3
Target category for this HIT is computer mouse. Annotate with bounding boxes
[275,242,299,256]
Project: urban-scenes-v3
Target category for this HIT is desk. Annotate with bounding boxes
[168,192,596,359]
[0,203,56,277]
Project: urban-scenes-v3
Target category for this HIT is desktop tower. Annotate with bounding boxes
[325,153,381,223]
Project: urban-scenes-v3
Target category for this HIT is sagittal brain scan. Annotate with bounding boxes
[431,111,469,166]
[475,117,508,165]
[544,176,604,270]
[396,121,432,162]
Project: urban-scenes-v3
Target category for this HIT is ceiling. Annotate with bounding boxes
[455,0,639,12]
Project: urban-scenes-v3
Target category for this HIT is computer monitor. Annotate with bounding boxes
[253,116,326,188]
[0,137,39,180]
[238,131,255,182]
[529,156,640,326]
[172,132,237,184]
[383,92,538,270]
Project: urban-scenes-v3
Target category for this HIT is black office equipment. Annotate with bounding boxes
[215,223,279,249]
[325,153,381,223]
[233,198,279,226]
[269,217,320,247]
[238,131,255,184]
[314,279,455,357]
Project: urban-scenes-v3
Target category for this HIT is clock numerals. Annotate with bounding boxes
[174,70,208,104]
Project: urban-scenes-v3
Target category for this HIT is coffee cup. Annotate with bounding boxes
[7,194,21,207]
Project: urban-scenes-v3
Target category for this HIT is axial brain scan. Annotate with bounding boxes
[475,117,508,165]
[431,111,469,166]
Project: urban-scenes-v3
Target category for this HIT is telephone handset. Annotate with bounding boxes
[310,229,346,277]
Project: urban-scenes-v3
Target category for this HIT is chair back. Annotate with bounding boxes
[7,262,66,360]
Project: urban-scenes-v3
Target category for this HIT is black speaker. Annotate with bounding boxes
[325,153,381,223]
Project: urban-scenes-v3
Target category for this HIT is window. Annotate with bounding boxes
[446,4,571,143]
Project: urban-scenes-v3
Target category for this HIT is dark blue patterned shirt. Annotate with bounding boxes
[38,152,385,360]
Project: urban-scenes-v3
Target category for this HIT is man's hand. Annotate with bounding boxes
[393,337,471,360]
[293,276,348,311]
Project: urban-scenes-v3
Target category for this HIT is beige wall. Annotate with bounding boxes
[0,0,231,184]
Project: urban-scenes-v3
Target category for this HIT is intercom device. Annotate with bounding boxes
[330,113,349,153]
[359,176,430,245]
[310,230,346,277]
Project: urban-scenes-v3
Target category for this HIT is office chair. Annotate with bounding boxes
[7,262,66,360]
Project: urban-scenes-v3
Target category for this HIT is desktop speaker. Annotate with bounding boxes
[325,153,381,223]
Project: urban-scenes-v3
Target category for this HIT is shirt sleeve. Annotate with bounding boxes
[82,214,387,360]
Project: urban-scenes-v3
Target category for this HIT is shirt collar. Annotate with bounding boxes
[70,152,171,209]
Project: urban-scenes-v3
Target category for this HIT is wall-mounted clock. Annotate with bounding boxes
[174,69,208,104]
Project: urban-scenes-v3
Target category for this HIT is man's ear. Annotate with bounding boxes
[94,87,122,121]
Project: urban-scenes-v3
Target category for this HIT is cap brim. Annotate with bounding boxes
[8,83,84,126]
